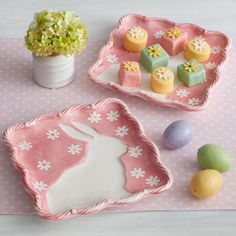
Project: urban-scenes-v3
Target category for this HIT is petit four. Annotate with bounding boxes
[160,27,188,56]
[177,59,206,87]
[184,37,211,62]
[140,44,169,73]
[118,61,141,87]
[123,26,148,52]
[151,67,174,93]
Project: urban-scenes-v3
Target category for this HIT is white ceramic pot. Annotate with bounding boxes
[32,53,75,88]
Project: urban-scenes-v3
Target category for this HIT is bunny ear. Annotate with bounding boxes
[59,124,93,143]
[71,121,98,137]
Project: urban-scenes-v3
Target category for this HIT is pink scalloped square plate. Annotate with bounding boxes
[3,98,172,221]
[88,14,230,111]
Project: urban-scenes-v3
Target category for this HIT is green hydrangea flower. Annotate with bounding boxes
[25,10,88,57]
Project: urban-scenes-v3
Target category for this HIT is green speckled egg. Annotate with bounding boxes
[197,144,232,172]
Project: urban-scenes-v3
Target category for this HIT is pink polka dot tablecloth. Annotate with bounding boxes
[0,38,235,214]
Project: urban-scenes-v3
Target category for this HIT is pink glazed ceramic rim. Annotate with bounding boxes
[3,98,173,221]
[88,14,230,111]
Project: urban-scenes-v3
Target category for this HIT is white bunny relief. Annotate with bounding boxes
[46,121,130,214]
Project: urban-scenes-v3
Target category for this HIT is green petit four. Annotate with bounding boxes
[140,44,169,73]
[177,59,206,87]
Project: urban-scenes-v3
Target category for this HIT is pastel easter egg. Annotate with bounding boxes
[190,169,223,199]
[197,144,232,172]
[162,120,193,149]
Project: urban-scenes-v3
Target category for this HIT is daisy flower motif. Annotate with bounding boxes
[155,68,172,80]
[37,160,52,171]
[106,54,119,64]
[205,62,217,70]
[115,125,129,137]
[192,38,208,51]
[176,89,190,98]
[154,30,165,39]
[88,111,102,123]
[146,45,162,57]
[68,144,82,155]
[33,181,47,192]
[130,168,145,179]
[106,110,120,122]
[46,129,60,140]
[128,26,145,39]
[146,176,160,186]
[129,146,143,158]
[123,61,138,71]
[188,97,201,106]
[18,141,32,151]
[211,46,221,54]
[183,61,199,72]
[166,27,182,39]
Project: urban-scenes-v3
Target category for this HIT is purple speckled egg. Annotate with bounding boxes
[162,120,193,150]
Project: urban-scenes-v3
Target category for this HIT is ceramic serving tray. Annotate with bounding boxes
[3,98,172,221]
[88,14,230,111]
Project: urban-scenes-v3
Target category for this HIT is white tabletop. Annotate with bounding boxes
[0,0,236,235]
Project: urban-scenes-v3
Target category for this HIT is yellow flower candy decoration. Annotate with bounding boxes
[166,27,182,39]
[123,61,138,71]
[147,45,162,57]
[183,61,199,72]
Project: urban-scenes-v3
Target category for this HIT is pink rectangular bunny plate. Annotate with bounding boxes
[3,98,172,221]
[88,14,230,111]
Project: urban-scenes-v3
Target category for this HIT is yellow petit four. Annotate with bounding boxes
[123,26,148,52]
[151,67,174,94]
[184,37,211,62]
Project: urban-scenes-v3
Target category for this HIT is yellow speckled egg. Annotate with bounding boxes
[189,169,223,199]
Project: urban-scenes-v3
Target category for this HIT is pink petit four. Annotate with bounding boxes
[160,27,188,56]
[118,61,141,87]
